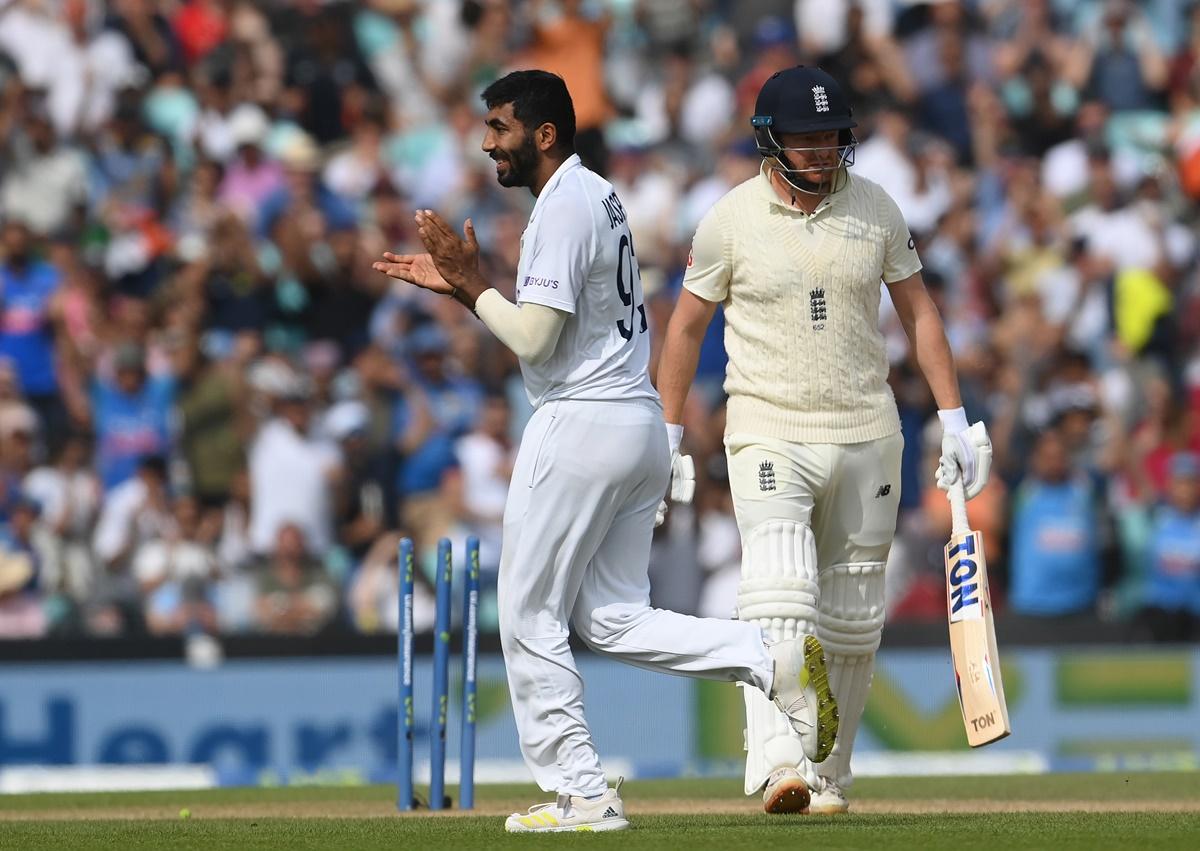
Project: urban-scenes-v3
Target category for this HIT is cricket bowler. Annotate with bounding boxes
[657,66,993,814]
[374,70,839,833]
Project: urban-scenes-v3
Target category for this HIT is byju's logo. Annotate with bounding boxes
[758,461,776,492]
[812,85,829,112]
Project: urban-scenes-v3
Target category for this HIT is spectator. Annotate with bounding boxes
[92,341,175,492]
[1136,452,1200,641]
[1,102,89,237]
[216,104,283,228]
[188,212,273,334]
[393,323,482,557]
[279,2,378,146]
[1008,428,1104,617]
[0,0,143,139]
[132,494,220,635]
[173,0,230,67]
[0,398,39,525]
[247,370,342,556]
[106,0,185,79]
[521,0,612,172]
[327,399,389,562]
[23,431,100,601]
[173,330,251,506]
[1066,0,1169,113]
[254,523,337,635]
[347,530,436,635]
[448,393,513,575]
[216,466,253,577]
[0,220,64,438]
[0,495,44,638]
[91,455,173,609]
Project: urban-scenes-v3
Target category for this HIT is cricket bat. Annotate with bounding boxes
[945,478,1011,747]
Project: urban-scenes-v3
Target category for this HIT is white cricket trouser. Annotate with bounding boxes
[727,431,901,792]
[498,399,774,797]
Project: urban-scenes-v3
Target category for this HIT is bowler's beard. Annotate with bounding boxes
[494,133,539,188]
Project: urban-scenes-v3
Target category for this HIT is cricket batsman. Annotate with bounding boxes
[375,70,838,833]
[657,66,993,814]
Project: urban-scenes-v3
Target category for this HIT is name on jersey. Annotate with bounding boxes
[601,190,627,230]
[523,275,559,290]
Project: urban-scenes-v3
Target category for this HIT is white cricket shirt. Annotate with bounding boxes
[514,154,658,409]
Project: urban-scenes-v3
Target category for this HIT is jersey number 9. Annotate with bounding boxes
[616,233,648,341]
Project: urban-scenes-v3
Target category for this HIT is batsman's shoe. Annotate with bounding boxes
[504,782,629,833]
[808,779,849,814]
[762,767,810,814]
[769,635,839,763]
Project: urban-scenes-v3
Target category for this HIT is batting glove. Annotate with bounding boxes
[655,424,696,528]
[936,409,992,500]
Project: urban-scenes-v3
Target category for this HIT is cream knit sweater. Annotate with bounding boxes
[683,170,922,444]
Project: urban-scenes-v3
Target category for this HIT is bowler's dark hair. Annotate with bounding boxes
[481,70,576,153]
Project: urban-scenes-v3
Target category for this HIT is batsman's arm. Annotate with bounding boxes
[659,206,729,424]
[886,272,962,411]
[657,288,718,425]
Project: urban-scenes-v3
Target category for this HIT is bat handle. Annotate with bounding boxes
[948,478,970,538]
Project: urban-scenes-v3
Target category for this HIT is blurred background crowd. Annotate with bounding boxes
[0,0,1197,644]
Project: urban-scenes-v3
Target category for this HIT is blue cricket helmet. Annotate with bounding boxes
[751,66,857,194]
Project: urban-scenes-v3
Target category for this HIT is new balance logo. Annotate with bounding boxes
[875,484,891,498]
[812,85,829,112]
[810,288,827,329]
[602,807,619,819]
[759,461,776,492]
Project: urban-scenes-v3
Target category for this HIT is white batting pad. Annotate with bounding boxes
[815,561,886,789]
[737,520,821,794]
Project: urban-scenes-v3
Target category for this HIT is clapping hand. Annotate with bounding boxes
[372,251,455,296]
[415,209,481,290]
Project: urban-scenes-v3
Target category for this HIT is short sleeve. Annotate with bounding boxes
[517,195,595,314]
[878,188,923,284]
[682,204,731,303]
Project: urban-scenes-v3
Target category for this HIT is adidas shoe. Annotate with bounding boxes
[504,780,629,833]
[768,635,839,763]
[808,779,849,815]
[762,767,810,814]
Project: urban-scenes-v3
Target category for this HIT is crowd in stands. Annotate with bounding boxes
[0,0,1197,643]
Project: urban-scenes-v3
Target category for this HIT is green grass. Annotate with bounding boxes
[1,774,1198,850]
[5,812,1200,851]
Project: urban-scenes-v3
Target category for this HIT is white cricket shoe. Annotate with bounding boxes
[768,635,839,763]
[504,780,629,833]
[762,766,810,814]
[808,779,849,815]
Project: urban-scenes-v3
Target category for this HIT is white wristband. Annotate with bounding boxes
[938,407,969,434]
[666,423,684,455]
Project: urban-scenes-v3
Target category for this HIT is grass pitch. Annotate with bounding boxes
[1,773,1197,850]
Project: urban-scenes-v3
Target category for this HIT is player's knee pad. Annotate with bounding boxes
[817,561,886,657]
[813,561,886,789]
[737,520,820,642]
[738,521,820,795]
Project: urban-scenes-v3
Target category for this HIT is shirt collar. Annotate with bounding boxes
[756,163,847,219]
[531,154,583,218]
